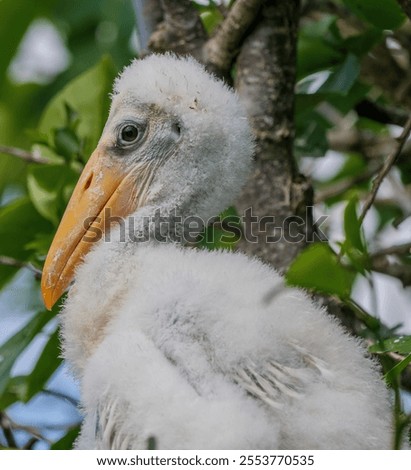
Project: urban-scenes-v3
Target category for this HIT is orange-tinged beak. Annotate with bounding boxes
[41,148,149,310]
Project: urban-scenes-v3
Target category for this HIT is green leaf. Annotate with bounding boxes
[332,154,368,183]
[300,14,342,43]
[0,376,30,409]
[318,154,369,205]
[344,196,365,252]
[343,196,370,274]
[25,232,55,258]
[0,326,62,408]
[385,354,411,385]
[38,56,117,161]
[197,208,241,251]
[343,28,382,56]
[27,328,62,399]
[51,426,80,450]
[0,310,54,396]
[53,128,81,162]
[343,0,406,30]
[318,54,360,95]
[369,336,411,355]
[286,243,355,298]
[326,82,370,114]
[295,110,331,158]
[297,15,344,78]
[296,81,370,117]
[199,226,239,251]
[0,198,52,288]
[375,202,404,230]
[397,153,411,185]
[296,70,366,148]
[27,164,79,225]
[298,39,343,79]
[200,8,224,34]
[0,105,26,197]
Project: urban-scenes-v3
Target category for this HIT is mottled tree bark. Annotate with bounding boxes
[204,0,263,78]
[142,0,313,272]
[234,0,313,272]
[148,0,207,61]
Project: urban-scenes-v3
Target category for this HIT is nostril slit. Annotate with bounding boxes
[84,173,93,190]
[172,122,181,135]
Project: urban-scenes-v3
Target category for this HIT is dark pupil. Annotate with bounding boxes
[122,125,138,142]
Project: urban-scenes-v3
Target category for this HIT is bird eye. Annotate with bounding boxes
[119,124,139,145]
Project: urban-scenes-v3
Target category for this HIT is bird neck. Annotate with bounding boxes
[107,204,207,247]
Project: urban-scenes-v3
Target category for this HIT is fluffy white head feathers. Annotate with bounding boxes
[111,54,254,219]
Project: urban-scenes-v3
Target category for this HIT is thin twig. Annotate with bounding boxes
[23,437,40,450]
[0,144,49,164]
[355,99,409,127]
[315,167,377,203]
[0,256,42,280]
[0,412,17,449]
[371,257,411,287]
[0,412,50,445]
[35,422,82,431]
[371,242,411,259]
[359,116,411,225]
[370,242,411,286]
[366,341,411,396]
[204,0,263,76]
[42,389,79,408]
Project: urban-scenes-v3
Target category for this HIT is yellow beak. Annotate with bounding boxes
[41,148,147,310]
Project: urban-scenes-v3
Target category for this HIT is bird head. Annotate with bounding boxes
[41,54,254,310]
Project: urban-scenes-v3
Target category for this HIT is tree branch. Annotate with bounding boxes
[0,412,49,447]
[204,0,263,77]
[234,0,313,272]
[0,145,49,164]
[365,340,411,394]
[42,389,79,408]
[371,242,411,258]
[148,0,207,61]
[359,116,411,225]
[397,0,411,20]
[370,242,411,286]
[326,124,402,160]
[315,167,378,204]
[0,256,42,280]
[355,99,409,127]
[0,412,17,449]
[371,258,411,286]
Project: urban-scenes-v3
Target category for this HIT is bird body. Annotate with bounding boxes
[42,54,393,449]
[64,241,392,449]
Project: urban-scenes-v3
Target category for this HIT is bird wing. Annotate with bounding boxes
[90,343,333,449]
[231,342,333,410]
[94,395,134,450]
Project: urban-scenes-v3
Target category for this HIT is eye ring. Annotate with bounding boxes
[118,123,140,146]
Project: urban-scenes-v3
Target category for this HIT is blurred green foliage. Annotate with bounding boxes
[0,0,135,449]
[0,0,135,197]
[0,0,410,449]
[288,0,411,448]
